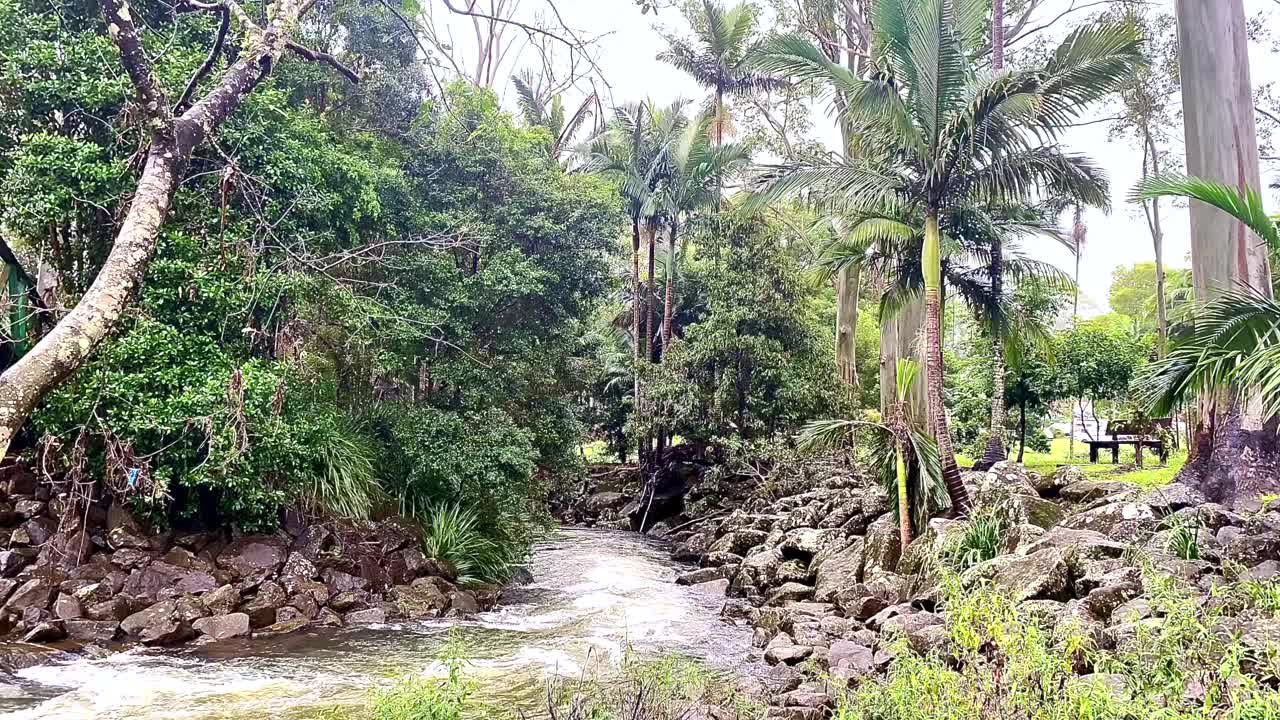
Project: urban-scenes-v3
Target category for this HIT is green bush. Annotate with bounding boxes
[420,504,521,584]
[367,635,475,720]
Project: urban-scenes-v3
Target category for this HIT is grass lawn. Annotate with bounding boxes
[960,436,1186,490]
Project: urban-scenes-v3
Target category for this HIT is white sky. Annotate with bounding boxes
[438,0,1280,315]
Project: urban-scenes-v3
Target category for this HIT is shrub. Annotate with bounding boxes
[366,634,476,720]
[420,504,521,584]
[547,653,763,720]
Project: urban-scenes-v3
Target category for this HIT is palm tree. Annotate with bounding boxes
[800,359,945,548]
[1134,176,1280,421]
[658,0,780,145]
[512,71,601,168]
[750,0,1139,515]
[658,113,750,343]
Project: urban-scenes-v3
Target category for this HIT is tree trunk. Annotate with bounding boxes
[923,210,971,516]
[646,222,657,363]
[663,219,677,344]
[0,0,309,458]
[991,0,1005,70]
[1144,130,1169,357]
[879,296,925,419]
[1174,0,1280,509]
[836,266,859,401]
[1017,395,1027,463]
[895,436,912,548]
[976,0,1007,471]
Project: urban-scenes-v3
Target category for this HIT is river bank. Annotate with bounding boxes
[561,454,1280,718]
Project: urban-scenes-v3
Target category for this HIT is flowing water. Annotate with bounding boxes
[0,528,753,720]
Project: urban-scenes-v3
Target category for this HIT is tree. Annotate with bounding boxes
[658,0,780,146]
[1159,0,1280,506]
[1058,316,1150,443]
[0,0,363,459]
[658,114,750,343]
[511,70,602,166]
[1109,262,1194,335]
[750,0,1138,514]
[977,0,1008,470]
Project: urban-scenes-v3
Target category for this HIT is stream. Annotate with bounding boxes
[0,528,753,719]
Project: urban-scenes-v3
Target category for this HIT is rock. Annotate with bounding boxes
[392,583,449,619]
[676,567,729,585]
[880,611,948,655]
[110,548,152,570]
[702,551,742,568]
[1018,495,1066,530]
[243,581,287,628]
[447,590,479,616]
[1223,533,1280,568]
[764,633,812,666]
[4,578,55,612]
[1060,501,1156,536]
[323,569,368,594]
[281,552,318,582]
[53,594,82,620]
[709,529,768,557]
[217,538,287,580]
[1138,484,1206,513]
[1061,480,1138,503]
[344,607,387,625]
[778,687,835,710]
[275,606,306,625]
[585,492,627,513]
[358,556,392,593]
[20,518,55,547]
[0,551,30,578]
[13,499,45,520]
[315,608,343,627]
[1023,527,1126,561]
[0,642,68,672]
[258,617,309,637]
[397,548,431,578]
[22,622,65,643]
[193,613,251,641]
[812,538,864,603]
[764,583,815,607]
[986,548,1071,602]
[834,586,889,621]
[328,590,369,613]
[175,571,217,594]
[1242,560,1280,582]
[827,640,874,682]
[201,585,241,616]
[85,597,135,622]
[671,533,711,562]
[862,515,902,579]
[64,620,120,643]
[289,592,320,619]
[122,562,187,600]
[121,601,194,645]
[106,502,150,550]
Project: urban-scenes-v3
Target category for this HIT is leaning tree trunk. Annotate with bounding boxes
[923,211,972,516]
[1175,0,1280,509]
[0,0,328,459]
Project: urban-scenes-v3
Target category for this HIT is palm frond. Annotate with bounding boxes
[1132,174,1280,252]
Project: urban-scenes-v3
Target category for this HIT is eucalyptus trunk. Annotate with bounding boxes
[879,299,925,418]
[836,266,860,401]
[1174,0,1280,508]
[923,211,971,515]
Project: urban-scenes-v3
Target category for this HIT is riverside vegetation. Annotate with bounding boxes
[0,0,1279,717]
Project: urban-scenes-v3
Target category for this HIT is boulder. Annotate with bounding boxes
[22,622,65,643]
[396,548,431,578]
[242,581,287,628]
[764,583,815,607]
[974,548,1070,602]
[217,538,287,580]
[676,567,730,585]
[85,596,136,622]
[585,492,627,513]
[1023,527,1125,561]
[709,529,768,557]
[447,590,479,616]
[106,502,150,550]
[827,640,874,682]
[64,620,120,643]
[1061,480,1139,504]
[670,533,712,562]
[1138,484,1207,513]
[193,613,251,641]
[201,585,241,616]
[392,583,449,619]
[344,607,387,625]
[1223,533,1280,568]
[763,633,812,666]
[258,617,309,637]
[812,538,864,603]
[53,594,82,621]
[322,569,369,595]
[1060,501,1156,536]
[328,590,369,612]
[280,552,318,583]
[121,601,195,645]
[862,515,902,580]
[4,578,55,612]
[880,611,948,655]
[0,551,30,578]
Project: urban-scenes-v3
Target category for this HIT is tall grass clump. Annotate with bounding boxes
[546,652,763,720]
[421,503,524,585]
[359,634,477,720]
[300,415,385,521]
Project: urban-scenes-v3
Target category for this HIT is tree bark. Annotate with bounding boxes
[0,0,316,458]
[1144,130,1170,357]
[836,266,859,401]
[879,295,925,419]
[923,211,971,516]
[976,0,1007,471]
[1017,394,1027,463]
[646,221,657,363]
[662,219,677,344]
[1174,0,1280,509]
[632,216,643,460]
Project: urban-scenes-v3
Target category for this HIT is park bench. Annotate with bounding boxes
[1085,418,1172,464]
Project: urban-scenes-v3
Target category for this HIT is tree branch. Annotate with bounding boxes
[286,40,360,84]
[175,4,231,114]
[100,0,172,130]
[1257,104,1280,127]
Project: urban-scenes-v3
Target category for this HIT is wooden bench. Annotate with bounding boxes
[1085,418,1172,464]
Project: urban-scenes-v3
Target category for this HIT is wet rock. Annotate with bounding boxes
[316,608,343,627]
[392,582,449,619]
[243,581,287,628]
[862,515,902,580]
[0,641,68,671]
[64,620,120,643]
[328,590,370,613]
[676,567,730,585]
[193,613,251,640]
[121,601,195,645]
[258,617,309,637]
[345,607,386,625]
[22,622,65,643]
[448,590,479,616]
[289,592,320,620]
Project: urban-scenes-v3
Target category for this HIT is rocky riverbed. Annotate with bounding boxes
[0,460,490,663]
[561,458,1280,719]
